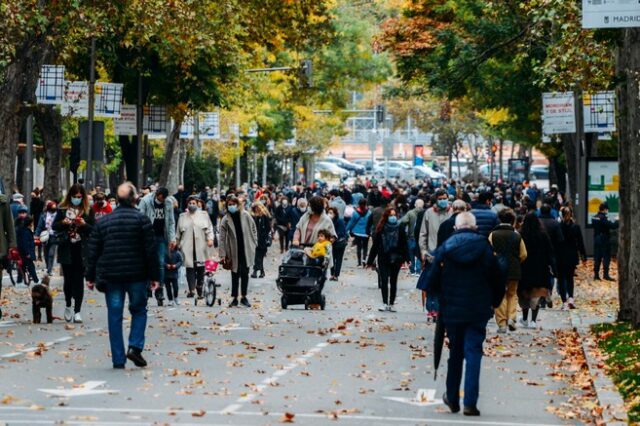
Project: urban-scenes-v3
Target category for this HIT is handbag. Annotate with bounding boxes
[221,256,232,270]
[39,230,50,243]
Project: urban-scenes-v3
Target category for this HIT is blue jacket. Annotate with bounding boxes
[332,217,348,240]
[16,224,36,258]
[164,249,183,280]
[287,207,306,240]
[471,205,499,237]
[424,229,504,324]
[346,208,370,237]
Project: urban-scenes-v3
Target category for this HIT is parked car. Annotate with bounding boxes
[415,165,447,181]
[315,161,350,180]
[373,161,414,180]
[322,157,366,176]
[352,159,379,173]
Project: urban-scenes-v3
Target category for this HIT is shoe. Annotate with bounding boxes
[561,303,568,311]
[240,297,251,308]
[603,276,615,282]
[187,292,194,298]
[387,305,396,312]
[518,318,528,329]
[259,271,265,278]
[528,320,537,329]
[73,312,82,323]
[167,300,175,307]
[463,406,480,416]
[568,298,576,309]
[594,275,601,281]
[378,304,388,312]
[126,347,147,367]
[64,307,73,323]
[539,299,547,309]
[229,299,239,308]
[508,319,517,331]
[497,326,507,334]
[113,364,125,369]
[442,393,460,413]
[330,276,338,281]
[250,272,258,279]
[174,298,180,306]
[157,299,164,307]
[547,298,553,309]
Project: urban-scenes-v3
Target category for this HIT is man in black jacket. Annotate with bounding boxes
[86,182,159,369]
[592,203,618,281]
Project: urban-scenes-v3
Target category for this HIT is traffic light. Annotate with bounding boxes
[491,143,498,155]
[376,104,386,124]
[299,59,313,88]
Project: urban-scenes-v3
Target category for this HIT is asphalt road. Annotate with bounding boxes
[0,244,578,426]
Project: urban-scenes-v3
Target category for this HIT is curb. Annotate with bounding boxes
[570,311,628,426]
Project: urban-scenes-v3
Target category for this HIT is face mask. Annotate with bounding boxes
[228,205,238,214]
[328,213,335,220]
[282,201,288,207]
[299,207,307,213]
[71,197,82,207]
[188,204,198,213]
[260,200,267,205]
[388,216,398,224]
[437,200,449,209]
[110,203,117,209]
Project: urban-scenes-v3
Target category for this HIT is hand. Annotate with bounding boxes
[207,239,214,248]
[76,217,85,226]
[87,281,95,290]
[292,240,300,247]
[169,241,176,250]
[150,281,160,292]
[62,218,72,225]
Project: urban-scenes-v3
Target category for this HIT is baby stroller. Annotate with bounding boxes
[277,247,327,310]
[194,259,220,307]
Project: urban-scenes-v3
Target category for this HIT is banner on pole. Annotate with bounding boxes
[36,65,65,105]
[114,105,137,136]
[542,92,576,135]
[583,0,640,29]
[94,83,123,118]
[143,105,168,139]
[583,91,616,133]
[61,81,89,117]
[179,116,195,139]
[200,112,220,139]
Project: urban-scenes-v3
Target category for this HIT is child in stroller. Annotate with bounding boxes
[303,229,332,268]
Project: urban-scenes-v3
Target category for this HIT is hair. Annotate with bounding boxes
[478,191,493,205]
[498,208,516,225]
[327,206,339,219]
[451,199,467,212]
[317,229,332,240]
[435,188,447,198]
[560,206,574,224]
[358,198,367,209]
[60,183,90,215]
[414,198,425,209]
[297,197,308,208]
[308,196,325,215]
[117,182,138,206]
[454,211,477,230]
[519,212,545,245]
[540,204,551,216]
[156,187,169,198]
[226,195,239,206]
[599,203,608,212]
[376,207,397,235]
[252,201,271,218]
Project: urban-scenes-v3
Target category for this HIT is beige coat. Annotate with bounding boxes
[176,210,215,268]
[218,210,257,273]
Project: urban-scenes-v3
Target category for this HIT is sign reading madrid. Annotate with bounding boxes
[583,0,640,29]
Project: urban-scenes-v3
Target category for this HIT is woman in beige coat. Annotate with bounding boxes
[176,196,214,299]
[219,195,257,308]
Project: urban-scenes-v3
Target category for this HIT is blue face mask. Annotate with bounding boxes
[437,199,449,209]
[388,216,398,224]
[71,197,82,207]
[228,205,238,214]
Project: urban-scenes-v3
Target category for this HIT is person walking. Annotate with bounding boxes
[29,189,44,261]
[15,210,39,284]
[346,199,370,267]
[400,198,424,276]
[592,202,618,281]
[470,191,499,237]
[292,196,336,247]
[138,187,176,305]
[219,195,257,308]
[419,189,452,266]
[35,200,58,278]
[164,244,183,306]
[557,207,586,309]
[328,206,348,281]
[0,191,16,318]
[423,212,504,416]
[287,198,307,244]
[251,201,272,279]
[85,182,159,369]
[366,208,409,312]
[53,184,95,323]
[538,204,564,307]
[489,209,527,333]
[176,196,215,299]
[91,192,113,221]
[274,196,291,253]
[518,213,556,329]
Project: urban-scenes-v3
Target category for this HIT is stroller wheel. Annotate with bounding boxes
[205,279,216,307]
[281,295,288,310]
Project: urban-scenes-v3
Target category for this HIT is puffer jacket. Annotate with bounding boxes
[471,205,499,237]
[85,205,159,286]
[425,229,504,324]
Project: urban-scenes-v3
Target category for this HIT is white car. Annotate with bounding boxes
[373,161,414,180]
[414,165,446,180]
[322,157,366,175]
[315,161,349,180]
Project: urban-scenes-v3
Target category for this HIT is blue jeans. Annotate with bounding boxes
[155,236,168,300]
[408,239,421,274]
[445,320,488,408]
[105,281,148,367]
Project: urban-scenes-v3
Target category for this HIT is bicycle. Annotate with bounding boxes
[194,259,220,307]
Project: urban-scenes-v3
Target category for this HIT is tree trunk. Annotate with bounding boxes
[498,138,504,180]
[34,105,63,201]
[178,138,188,187]
[158,119,183,194]
[616,28,640,327]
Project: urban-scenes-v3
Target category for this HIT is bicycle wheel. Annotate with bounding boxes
[6,260,19,286]
[21,265,31,286]
[205,279,216,307]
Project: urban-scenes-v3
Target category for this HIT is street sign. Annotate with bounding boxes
[114,105,137,136]
[143,105,168,139]
[200,112,220,139]
[583,91,616,133]
[94,82,123,118]
[61,81,89,117]
[180,116,195,139]
[542,92,576,135]
[583,0,640,29]
[36,65,65,105]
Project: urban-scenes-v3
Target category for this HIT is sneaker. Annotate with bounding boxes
[568,298,576,309]
[174,298,180,306]
[64,307,73,323]
[228,298,239,308]
[240,297,251,308]
[167,300,175,307]
[259,271,265,278]
[378,304,388,312]
[187,292,195,298]
[387,305,396,312]
[497,326,507,334]
[73,312,82,323]
[528,320,537,329]
[508,319,517,331]
[250,272,258,279]
[519,318,528,329]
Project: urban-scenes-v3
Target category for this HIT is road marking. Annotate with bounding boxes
[0,327,103,362]
[219,323,251,331]
[383,388,443,406]
[0,320,16,328]
[38,380,119,397]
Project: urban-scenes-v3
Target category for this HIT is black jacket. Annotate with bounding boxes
[52,208,95,265]
[539,215,564,251]
[85,205,159,285]
[254,215,272,250]
[520,230,555,290]
[366,224,410,266]
[592,212,618,241]
[426,229,504,324]
[558,222,586,269]
[436,213,458,248]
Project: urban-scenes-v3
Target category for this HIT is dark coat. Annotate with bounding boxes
[52,208,95,265]
[332,217,348,240]
[366,224,410,266]
[287,207,305,240]
[425,229,504,324]
[592,212,618,241]
[489,224,523,281]
[274,205,291,227]
[254,215,272,250]
[520,230,555,290]
[85,205,159,285]
[558,222,586,269]
[471,206,499,237]
[436,213,458,248]
[164,249,184,280]
[539,215,564,251]
[16,224,36,259]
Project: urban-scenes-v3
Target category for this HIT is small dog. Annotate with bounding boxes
[32,284,53,324]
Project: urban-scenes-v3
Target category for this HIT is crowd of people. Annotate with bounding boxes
[0,175,619,407]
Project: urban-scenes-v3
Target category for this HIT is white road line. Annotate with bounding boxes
[0,327,103,361]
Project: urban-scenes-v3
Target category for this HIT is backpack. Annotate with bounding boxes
[495,232,518,287]
[414,209,426,241]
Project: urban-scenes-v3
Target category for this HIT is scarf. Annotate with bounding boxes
[382,222,400,253]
